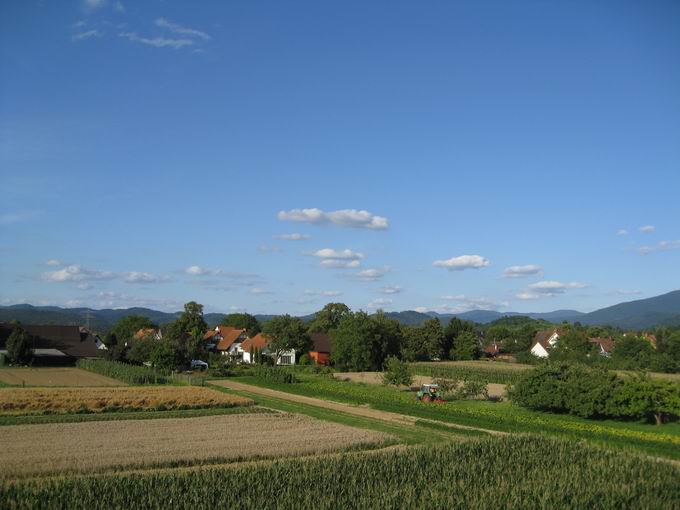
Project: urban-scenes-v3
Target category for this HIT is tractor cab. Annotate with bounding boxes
[416,384,444,402]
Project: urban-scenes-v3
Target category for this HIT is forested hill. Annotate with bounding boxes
[1,290,679,331]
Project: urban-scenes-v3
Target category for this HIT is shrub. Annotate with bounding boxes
[6,327,33,364]
[298,354,311,366]
[382,356,413,387]
[252,366,298,384]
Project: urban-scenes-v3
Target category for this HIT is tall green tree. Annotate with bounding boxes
[450,331,480,360]
[263,315,311,363]
[370,311,403,367]
[6,326,32,364]
[332,311,375,371]
[308,303,351,333]
[165,301,207,341]
[444,318,476,359]
[220,313,261,335]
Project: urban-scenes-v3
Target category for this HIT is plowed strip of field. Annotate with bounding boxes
[0,413,391,477]
[209,380,505,436]
[0,368,122,387]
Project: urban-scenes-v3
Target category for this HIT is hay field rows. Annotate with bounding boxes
[0,368,123,387]
[0,386,252,415]
[0,412,392,477]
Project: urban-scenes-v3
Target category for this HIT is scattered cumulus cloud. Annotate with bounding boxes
[72,29,102,42]
[278,208,388,230]
[249,287,272,295]
[639,225,656,233]
[114,1,125,13]
[320,259,361,269]
[273,233,311,241]
[43,265,115,283]
[123,272,171,284]
[84,0,107,10]
[516,280,588,299]
[367,298,392,310]
[379,285,402,294]
[46,259,62,266]
[502,264,542,279]
[303,290,343,297]
[637,240,680,255]
[313,248,365,269]
[433,255,489,271]
[258,245,282,254]
[155,17,211,40]
[119,31,194,49]
[610,289,642,296]
[351,267,390,281]
[617,229,629,236]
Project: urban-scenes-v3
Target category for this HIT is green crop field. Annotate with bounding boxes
[2,436,677,509]
[231,373,680,460]
[411,361,530,385]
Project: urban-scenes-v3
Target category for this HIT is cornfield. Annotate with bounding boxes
[76,359,168,384]
[1,436,677,509]
[0,386,252,415]
[411,363,527,385]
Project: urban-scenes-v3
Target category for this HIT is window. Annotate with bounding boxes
[280,355,292,365]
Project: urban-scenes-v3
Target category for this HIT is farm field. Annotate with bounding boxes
[0,367,123,387]
[229,374,680,460]
[0,386,252,415]
[333,371,506,399]
[2,436,678,509]
[0,412,392,478]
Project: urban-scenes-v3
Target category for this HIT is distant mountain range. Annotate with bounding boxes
[1,290,679,331]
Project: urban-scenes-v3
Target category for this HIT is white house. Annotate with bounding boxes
[203,326,248,357]
[530,329,560,358]
[238,333,297,365]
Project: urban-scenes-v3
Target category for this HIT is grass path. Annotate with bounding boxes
[210,379,503,437]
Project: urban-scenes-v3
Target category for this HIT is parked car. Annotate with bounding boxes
[190,359,209,370]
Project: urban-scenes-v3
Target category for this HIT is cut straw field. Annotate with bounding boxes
[0,368,123,387]
[0,412,393,477]
[0,386,252,415]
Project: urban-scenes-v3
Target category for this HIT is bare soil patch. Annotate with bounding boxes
[0,413,391,477]
[0,386,252,415]
[0,367,123,387]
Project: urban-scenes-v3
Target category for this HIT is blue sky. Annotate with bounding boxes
[1,0,679,315]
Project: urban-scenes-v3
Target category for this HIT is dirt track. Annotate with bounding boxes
[210,379,505,436]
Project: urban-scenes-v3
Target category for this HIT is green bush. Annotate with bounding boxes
[252,366,298,384]
[298,353,311,366]
[382,356,413,387]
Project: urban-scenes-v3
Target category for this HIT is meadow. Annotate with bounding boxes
[0,412,392,478]
[2,436,677,509]
[233,373,680,459]
[0,386,252,415]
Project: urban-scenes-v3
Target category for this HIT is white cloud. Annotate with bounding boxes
[610,289,642,296]
[114,1,125,13]
[123,272,170,284]
[313,248,364,260]
[76,283,92,290]
[183,265,260,280]
[258,245,282,254]
[304,290,343,297]
[46,259,62,266]
[416,295,508,314]
[273,233,311,241]
[119,32,194,49]
[42,265,115,283]
[278,208,388,230]
[502,264,542,278]
[617,229,629,236]
[379,285,402,294]
[84,0,107,10]
[352,267,390,281]
[637,239,680,255]
[516,280,587,299]
[72,29,102,42]
[433,255,489,271]
[250,287,272,295]
[0,211,38,225]
[320,259,361,269]
[367,298,392,309]
[639,225,655,233]
[155,17,211,40]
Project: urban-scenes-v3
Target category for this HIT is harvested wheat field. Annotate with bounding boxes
[0,367,122,387]
[0,386,252,415]
[0,413,392,477]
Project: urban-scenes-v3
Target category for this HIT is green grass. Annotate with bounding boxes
[209,383,482,445]
[230,374,680,460]
[411,362,527,384]
[0,405,270,426]
[2,436,677,509]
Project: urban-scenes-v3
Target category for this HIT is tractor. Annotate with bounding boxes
[416,383,444,403]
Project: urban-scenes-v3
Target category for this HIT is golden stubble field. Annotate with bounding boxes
[0,386,252,415]
[0,412,392,477]
[0,367,123,387]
